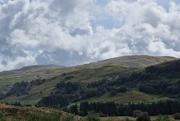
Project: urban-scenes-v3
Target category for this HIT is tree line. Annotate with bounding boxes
[69,100,180,116]
[0,79,46,99]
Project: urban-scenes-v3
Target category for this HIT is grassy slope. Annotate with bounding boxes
[1,66,134,105]
[0,55,177,105]
[0,104,83,121]
[0,55,176,88]
[86,90,170,104]
[80,55,176,68]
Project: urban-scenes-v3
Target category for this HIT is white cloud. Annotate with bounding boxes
[0,0,180,71]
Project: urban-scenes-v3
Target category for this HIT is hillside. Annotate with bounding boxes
[0,55,178,106]
[79,55,176,69]
[0,55,176,89]
[0,64,64,76]
[0,104,83,121]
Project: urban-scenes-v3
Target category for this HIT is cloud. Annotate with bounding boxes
[0,0,180,71]
[105,0,180,56]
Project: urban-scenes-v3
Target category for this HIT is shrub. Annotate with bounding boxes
[174,113,180,120]
[136,112,150,121]
[25,112,61,121]
[0,111,6,121]
[133,110,142,118]
[106,117,115,121]
[25,113,41,121]
[86,111,100,121]
[154,115,170,121]
[61,114,74,121]
[125,117,130,121]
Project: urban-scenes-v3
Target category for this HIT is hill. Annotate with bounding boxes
[0,64,64,76]
[79,55,176,69]
[0,55,178,106]
[0,55,176,85]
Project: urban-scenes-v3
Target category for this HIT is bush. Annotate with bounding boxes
[136,112,150,121]
[0,111,6,121]
[25,113,41,121]
[154,115,170,121]
[174,113,180,120]
[25,112,61,121]
[106,117,115,121]
[86,111,100,121]
[125,117,130,121]
[61,114,74,121]
[133,110,142,118]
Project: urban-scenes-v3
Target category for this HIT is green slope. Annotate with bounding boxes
[0,55,176,88]
[79,55,176,69]
[0,55,178,105]
[0,66,134,105]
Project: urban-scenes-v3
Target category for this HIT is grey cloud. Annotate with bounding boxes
[70,27,92,36]
[106,0,180,56]
[49,0,77,15]
[36,49,90,66]
[1,0,180,71]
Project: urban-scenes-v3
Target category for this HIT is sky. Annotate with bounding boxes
[0,0,180,71]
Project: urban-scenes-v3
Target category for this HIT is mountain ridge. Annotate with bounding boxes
[80,55,176,69]
[0,64,65,76]
[0,55,177,74]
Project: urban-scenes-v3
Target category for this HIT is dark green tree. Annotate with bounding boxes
[70,104,78,115]
[136,112,150,121]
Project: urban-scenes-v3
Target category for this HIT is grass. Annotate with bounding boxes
[1,104,180,121]
[0,55,175,87]
[0,64,174,106]
[1,66,134,105]
[0,104,83,121]
[101,115,180,121]
[81,55,176,69]
[0,55,177,106]
[82,90,171,104]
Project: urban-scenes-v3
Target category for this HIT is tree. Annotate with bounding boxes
[79,102,89,116]
[70,104,78,115]
[110,90,116,96]
[136,112,150,121]
[174,113,180,120]
[133,110,142,118]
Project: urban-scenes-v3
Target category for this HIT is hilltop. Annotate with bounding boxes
[80,55,176,69]
[0,64,64,75]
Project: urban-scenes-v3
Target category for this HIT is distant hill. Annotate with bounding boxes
[0,64,65,76]
[0,55,176,75]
